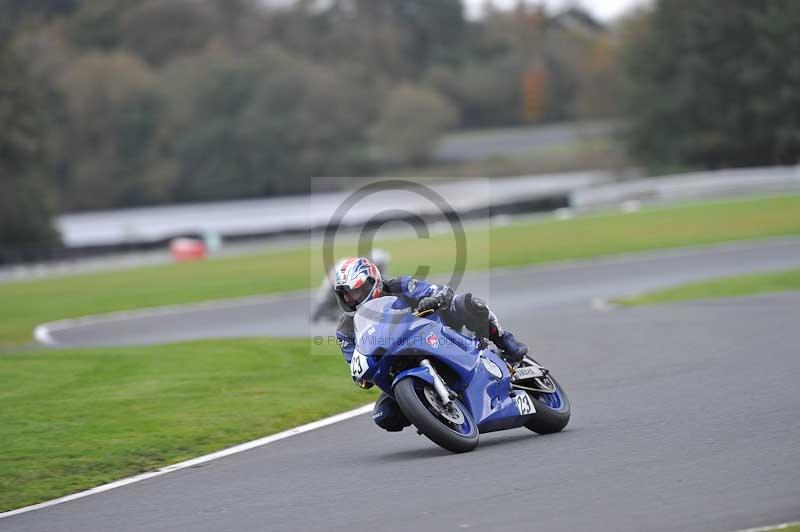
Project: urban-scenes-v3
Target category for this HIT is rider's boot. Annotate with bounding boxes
[491,329,528,365]
[453,293,530,364]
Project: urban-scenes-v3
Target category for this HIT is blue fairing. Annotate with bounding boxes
[353,296,537,433]
[391,366,435,389]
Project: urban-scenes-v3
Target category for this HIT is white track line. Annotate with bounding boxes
[32,289,311,346]
[33,324,57,346]
[735,521,800,532]
[0,403,375,520]
[590,297,616,312]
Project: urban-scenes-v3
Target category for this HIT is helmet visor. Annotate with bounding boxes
[335,278,376,312]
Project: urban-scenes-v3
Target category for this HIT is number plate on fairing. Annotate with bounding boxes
[514,392,536,415]
[350,350,368,379]
[512,365,545,381]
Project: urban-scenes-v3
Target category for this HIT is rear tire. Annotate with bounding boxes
[523,378,571,434]
[394,377,479,453]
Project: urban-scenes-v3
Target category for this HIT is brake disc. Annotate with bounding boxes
[423,386,465,424]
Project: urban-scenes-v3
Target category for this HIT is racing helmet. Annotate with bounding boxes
[334,257,383,315]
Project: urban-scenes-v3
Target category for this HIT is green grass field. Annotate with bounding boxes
[758,525,800,532]
[2,194,800,347]
[617,268,800,306]
[383,137,628,178]
[0,338,374,512]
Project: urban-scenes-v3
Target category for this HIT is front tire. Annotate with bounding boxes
[394,377,479,453]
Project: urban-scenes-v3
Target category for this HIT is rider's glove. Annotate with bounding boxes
[417,295,443,313]
[416,287,453,314]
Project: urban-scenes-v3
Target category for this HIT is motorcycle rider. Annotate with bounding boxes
[333,256,529,432]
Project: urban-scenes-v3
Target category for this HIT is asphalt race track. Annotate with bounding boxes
[40,237,800,348]
[6,238,800,532]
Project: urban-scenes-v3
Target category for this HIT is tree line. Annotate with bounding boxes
[621,0,800,173]
[1,0,799,257]
[1,0,617,213]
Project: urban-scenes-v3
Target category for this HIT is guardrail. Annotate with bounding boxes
[569,166,800,209]
[53,172,611,249]
[2,165,799,272]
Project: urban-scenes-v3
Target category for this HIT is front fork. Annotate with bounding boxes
[420,359,455,406]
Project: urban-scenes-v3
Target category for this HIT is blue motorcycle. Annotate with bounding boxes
[350,296,571,453]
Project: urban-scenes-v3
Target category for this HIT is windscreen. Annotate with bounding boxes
[353,296,413,348]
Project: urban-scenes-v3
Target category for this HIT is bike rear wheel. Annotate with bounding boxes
[522,377,571,434]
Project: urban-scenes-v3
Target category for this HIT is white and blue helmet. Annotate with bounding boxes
[333,257,383,315]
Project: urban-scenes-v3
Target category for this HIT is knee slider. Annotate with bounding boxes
[373,395,410,432]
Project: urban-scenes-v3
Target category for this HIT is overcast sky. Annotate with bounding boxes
[463,0,651,21]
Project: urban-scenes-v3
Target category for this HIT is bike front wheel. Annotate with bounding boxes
[394,377,479,453]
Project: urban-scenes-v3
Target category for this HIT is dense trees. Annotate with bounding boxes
[56,51,166,209]
[373,84,458,164]
[164,47,373,200]
[621,0,800,171]
[4,0,797,215]
[2,0,619,221]
[0,39,60,255]
[6,0,798,257]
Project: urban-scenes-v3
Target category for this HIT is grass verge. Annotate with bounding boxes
[383,137,628,178]
[2,194,800,346]
[0,338,373,512]
[616,268,800,306]
[752,525,800,532]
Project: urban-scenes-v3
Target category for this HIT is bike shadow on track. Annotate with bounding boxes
[372,427,579,462]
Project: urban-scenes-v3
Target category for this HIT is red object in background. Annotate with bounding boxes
[170,238,207,262]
